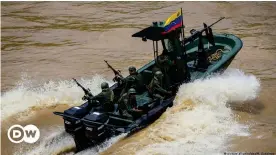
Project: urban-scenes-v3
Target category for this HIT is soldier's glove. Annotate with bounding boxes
[112,76,118,82]
[113,75,122,83]
[82,94,89,101]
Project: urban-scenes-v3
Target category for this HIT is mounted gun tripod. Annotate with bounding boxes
[185,17,225,69]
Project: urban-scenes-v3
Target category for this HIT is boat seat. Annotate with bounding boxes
[136,92,152,107]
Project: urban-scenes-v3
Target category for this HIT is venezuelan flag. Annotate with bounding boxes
[163,9,183,34]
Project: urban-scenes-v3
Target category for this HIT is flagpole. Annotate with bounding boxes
[181,8,186,55]
[181,8,189,81]
[181,8,185,46]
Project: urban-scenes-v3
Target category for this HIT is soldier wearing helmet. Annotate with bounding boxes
[116,66,144,96]
[85,82,114,112]
[128,66,136,75]
[117,88,142,117]
[156,50,174,88]
[148,71,172,100]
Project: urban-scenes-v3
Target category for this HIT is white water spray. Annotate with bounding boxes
[2,69,261,155]
[16,127,75,155]
[17,127,126,155]
[1,74,114,120]
[76,133,127,155]
[137,69,260,155]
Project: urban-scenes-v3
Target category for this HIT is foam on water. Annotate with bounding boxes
[1,74,122,155]
[2,69,261,155]
[1,74,114,120]
[76,133,127,155]
[136,69,260,155]
[16,127,126,155]
[16,127,75,155]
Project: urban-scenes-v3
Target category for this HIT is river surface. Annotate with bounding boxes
[1,2,276,155]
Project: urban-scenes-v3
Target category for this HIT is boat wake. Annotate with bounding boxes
[1,74,117,155]
[2,69,261,155]
[1,75,114,121]
[16,128,126,155]
[76,134,127,155]
[99,68,261,155]
[15,128,75,155]
[135,68,261,155]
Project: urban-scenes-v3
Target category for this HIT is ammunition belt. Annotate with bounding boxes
[208,49,223,62]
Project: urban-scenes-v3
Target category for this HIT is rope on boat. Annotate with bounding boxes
[208,49,223,62]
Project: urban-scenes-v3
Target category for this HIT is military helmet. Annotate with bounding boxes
[128,88,136,95]
[128,66,136,72]
[155,71,163,78]
[101,82,109,89]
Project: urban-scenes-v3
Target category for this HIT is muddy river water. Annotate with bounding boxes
[1,2,276,155]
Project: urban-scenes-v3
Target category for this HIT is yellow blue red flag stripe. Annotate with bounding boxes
[163,9,183,34]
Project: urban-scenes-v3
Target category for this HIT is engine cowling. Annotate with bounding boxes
[82,112,109,141]
[63,102,91,134]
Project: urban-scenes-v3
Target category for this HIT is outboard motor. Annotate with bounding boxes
[82,112,109,142]
[63,102,92,134]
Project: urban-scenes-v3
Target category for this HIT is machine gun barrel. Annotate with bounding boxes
[72,78,93,97]
[184,17,225,44]
[104,60,123,78]
[209,17,225,27]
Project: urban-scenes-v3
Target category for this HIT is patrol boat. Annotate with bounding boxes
[53,10,243,152]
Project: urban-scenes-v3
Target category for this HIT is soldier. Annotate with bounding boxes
[117,88,139,117]
[116,66,144,95]
[83,82,114,112]
[157,50,174,88]
[148,71,172,100]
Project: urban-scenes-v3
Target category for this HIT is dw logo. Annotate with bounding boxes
[7,124,40,143]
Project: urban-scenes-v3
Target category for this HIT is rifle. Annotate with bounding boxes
[72,78,93,97]
[104,60,124,81]
[184,17,225,45]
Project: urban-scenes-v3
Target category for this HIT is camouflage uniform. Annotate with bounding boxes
[157,52,174,88]
[117,88,137,117]
[87,82,114,112]
[117,66,144,95]
[148,71,172,100]
[166,37,191,83]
